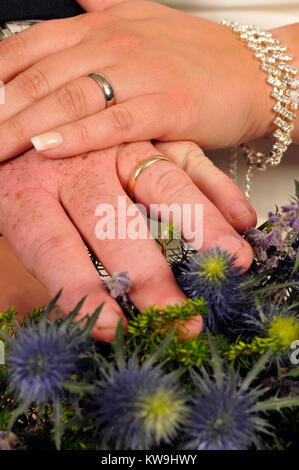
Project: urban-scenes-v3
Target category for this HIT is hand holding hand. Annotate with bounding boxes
[0,0,281,162]
[0,139,256,340]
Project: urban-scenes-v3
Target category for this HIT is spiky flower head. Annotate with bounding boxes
[244,302,299,350]
[0,293,101,448]
[6,325,78,404]
[183,338,299,450]
[88,357,188,450]
[87,327,188,450]
[176,248,253,331]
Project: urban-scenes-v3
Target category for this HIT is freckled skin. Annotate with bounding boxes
[0,136,255,339]
[0,144,196,340]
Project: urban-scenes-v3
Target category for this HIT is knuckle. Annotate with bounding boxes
[184,147,215,174]
[8,117,26,141]
[153,167,191,199]
[15,68,49,103]
[76,122,91,146]
[55,82,87,119]
[132,271,166,294]
[0,35,27,61]
[131,272,154,293]
[109,105,134,133]
[108,30,141,52]
[32,234,80,266]
[165,90,194,130]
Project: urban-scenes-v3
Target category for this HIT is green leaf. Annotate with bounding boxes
[207,332,223,387]
[241,270,271,288]
[53,400,64,450]
[59,297,87,334]
[113,320,126,367]
[253,281,299,294]
[240,350,272,392]
[145,329,176,367]
[78,305,103,341]
[291,246,299,275]
[42,290,62,318]
[286,367,299,377]
[253,396,299,412]
[62,381,96,394]
[295,179,299,199]
[7,398,32,432]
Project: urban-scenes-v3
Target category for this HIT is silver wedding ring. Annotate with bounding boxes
[88,72,116,108]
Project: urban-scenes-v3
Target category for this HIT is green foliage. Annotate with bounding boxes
[224,336,283,367]
[0,307,17,334]
[125,299,296,371]
[126,299,208,359]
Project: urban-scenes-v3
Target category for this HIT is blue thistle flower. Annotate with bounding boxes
[243,302,299,348]
[6,326,78,404]
[0,292,101,449]
[87,328,188,449]
[185,375,257,450]
[183,338,299,450]
[175,248,254,331]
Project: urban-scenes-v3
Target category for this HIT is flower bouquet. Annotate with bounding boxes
[0,181,298,451]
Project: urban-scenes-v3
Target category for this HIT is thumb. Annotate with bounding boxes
[76,0,130,12]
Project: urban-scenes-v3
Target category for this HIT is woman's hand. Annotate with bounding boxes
[0,140,256,341]
[0,0,288,162]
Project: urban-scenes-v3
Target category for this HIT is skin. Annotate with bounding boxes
[7,0,298,339]
[0,0,297,162]
[0,140,256,340]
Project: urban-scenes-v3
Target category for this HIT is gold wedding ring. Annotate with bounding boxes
[128,155,172,201]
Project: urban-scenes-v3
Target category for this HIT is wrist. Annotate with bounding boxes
[265,23,299,144]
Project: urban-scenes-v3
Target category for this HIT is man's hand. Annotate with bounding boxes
[0,140,256,340]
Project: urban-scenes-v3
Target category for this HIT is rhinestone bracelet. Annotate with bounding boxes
[221,20,299,198]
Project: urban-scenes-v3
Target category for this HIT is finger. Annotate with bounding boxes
[0,35,118,127]
[0,52,158,161]
[30,94,173,158]
[0,72,113,161]
[58,148,203,337]
[155,141,257,233]
[117,142,254,269]
[0,160,126,342]
[0,16,91,83]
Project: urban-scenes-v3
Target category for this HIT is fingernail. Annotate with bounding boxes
[95,308,125,342]
[230,201,253,220]
[31,132,63,152]
[96,308,122,330]
[216,235,244,254]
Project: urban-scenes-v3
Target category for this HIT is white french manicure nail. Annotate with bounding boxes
[31,132,63,152]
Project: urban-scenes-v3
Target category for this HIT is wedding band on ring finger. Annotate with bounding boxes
[127,155,172,201]
[88,73,116,109]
